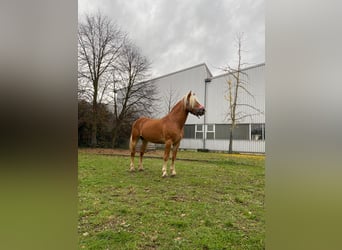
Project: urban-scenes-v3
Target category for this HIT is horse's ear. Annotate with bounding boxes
[187,91,192,100]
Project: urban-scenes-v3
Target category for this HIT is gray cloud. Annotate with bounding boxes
[79,0,264,77]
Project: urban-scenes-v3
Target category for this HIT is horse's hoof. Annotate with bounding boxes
[162,173,168,178]
[129,168,136,172]
[171,173,176,177]
[138,168,144,171]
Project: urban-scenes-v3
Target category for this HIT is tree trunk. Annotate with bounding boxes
[111,127,118,148]
[228,128,233,154]
[111,120,121,148]
[91,87,98,147]
[91,104,97,147]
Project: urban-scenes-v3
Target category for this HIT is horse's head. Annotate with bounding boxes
[185,91,205,118]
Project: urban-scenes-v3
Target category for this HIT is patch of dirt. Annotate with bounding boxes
[78,148,163,157]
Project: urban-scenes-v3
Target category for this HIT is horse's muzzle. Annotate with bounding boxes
[193,107,205,117]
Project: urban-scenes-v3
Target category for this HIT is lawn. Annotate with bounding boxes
[78,150,265,249]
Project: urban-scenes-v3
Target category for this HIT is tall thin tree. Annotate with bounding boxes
[223,33,262,153]
[163,85,179,114]
[78,12,125,147]
[111,42,157,147]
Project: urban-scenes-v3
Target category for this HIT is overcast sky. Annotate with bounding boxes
[79,0,264,78]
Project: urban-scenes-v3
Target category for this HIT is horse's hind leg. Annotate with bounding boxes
[170,141,180,177]
[138,140,148,171]
[129,135,138,172]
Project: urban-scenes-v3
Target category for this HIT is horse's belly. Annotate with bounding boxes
[143,134,165,144]
[150,139,165,144]
[139,119,181,144]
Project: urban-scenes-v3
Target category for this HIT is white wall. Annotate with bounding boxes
[181,139,265,153]
[151,63,210,124]
[206,64,265,124]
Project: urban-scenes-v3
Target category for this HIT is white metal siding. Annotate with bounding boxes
[205,139,265,153]
[180,139,203,150]
[206,64,265,124]
[152,64,210,125]
[181,139,265,153]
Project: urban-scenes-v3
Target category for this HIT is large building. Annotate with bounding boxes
[150,63,265,153]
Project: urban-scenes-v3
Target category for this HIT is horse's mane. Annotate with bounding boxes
[168,92,199,113]
[182,92,198,109]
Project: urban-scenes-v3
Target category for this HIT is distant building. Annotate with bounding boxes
[149,63,265,153]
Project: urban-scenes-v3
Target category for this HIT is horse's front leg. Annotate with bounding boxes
[162,141,172,177]
[170,141,180,177]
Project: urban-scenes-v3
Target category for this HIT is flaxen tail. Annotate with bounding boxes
[129,120,138,152]
[129,134,133,151]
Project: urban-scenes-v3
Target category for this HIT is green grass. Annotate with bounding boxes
[79,150,265,249]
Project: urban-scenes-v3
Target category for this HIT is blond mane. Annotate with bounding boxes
[182,92,198,109]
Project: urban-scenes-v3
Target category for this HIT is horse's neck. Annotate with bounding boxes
[167,101,188,127]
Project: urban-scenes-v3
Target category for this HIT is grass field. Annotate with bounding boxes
[78,150,265,249]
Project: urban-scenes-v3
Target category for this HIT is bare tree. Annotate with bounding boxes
[223,33,263,154]
[163,85,180,114]
[111,42,157,147]
[78,12,125,147]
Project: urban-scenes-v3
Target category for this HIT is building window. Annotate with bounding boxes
[215,124,230,139]
[195,124,203,139]
[231,124,249,140]
[196,132,203,139]
[197,124,203,131]
[185,123,265,141]
[206,124,215,139]
[215,124,249,140]
[184,125,195,138]
[251,123,265,140]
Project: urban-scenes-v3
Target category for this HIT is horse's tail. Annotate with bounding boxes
[129,119,139,151]
[129,134,132,151]
[129,117,147,151]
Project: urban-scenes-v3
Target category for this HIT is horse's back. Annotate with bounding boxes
[131,117,150,136]
[132,117,150,130]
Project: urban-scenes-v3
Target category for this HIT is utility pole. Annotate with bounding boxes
[203,77,212,150]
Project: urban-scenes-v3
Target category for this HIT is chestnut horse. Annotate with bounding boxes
[129,91,205,177]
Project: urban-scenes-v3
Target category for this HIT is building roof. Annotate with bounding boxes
[211,63,265,80]
[138,62,265,85]
[149,63,213,82]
